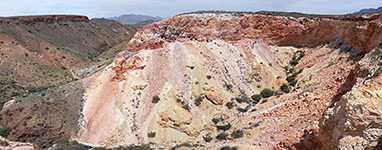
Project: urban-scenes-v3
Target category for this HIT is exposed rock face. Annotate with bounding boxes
[75,12,382,149]
[318,50,382,150]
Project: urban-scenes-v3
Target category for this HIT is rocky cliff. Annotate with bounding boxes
[74,12,382,149]
[1,12,382,150]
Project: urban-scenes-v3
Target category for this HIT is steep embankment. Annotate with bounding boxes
[0,15,136,146]
[0,15,134,102]
[75,12,382,149]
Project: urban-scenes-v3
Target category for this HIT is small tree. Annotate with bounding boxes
[212,118,219,124]
[203,136,213,142]
[280,84,290,93]
[147,132,156,138]
[260,89,274,98]
[217,123,231,131]
[225,102,234,109]
[194,96,203,106]
[251,94,261,103]
[216,132,228,140]
[152,95,160,103]
[231,130,244,139]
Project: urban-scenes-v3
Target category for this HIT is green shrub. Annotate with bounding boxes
[225,102,234,109]
[220,146,238,150]
[217,123,231,131]
[182,104,190,111]
[216,132,228,140]
[33,139,52,149]
[379,42,382,49]
[23,121,27,126]
[251,94,261,103]
[152,95,160,103]
[298,68,304,74]
[225,84,233,90]
[286,75,296,82]
[290,56,299,66]
[0,127,11,138]
[206,75,212,79]
[176,98,181,103]
[147,132,156,138]
[260,89,274,98]
[212,118,219,124]
[261,99,268,104]
[203,136,213,142]
[194,96,203,106]
[171,142,192,149]
[231,130,244,139]
[283,66,289,71]
[61,66,66,70]
[280,84,290,93]
[45,47,49,50]
[289,68,295,73]
[16,100,22,103]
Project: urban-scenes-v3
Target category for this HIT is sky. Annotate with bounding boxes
[0,0,381,18]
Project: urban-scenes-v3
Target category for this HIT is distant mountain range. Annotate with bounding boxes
[107,14,162,25]
[354,6,382,14]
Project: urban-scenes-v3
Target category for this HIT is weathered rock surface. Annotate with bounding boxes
[318,49,382,150]
[75,12,382,149]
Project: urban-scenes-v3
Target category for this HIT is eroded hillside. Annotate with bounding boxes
[1,12,382,150]
[74,12,382,149]
[0,15,134,102]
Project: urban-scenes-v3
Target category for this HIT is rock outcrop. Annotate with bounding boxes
[318,49,382,150]
[75,12,382,149]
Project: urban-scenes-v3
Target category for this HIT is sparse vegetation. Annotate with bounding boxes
[212,118,220,124]
[232,130,244,139]
[281,84,290,93]
[216,132,228,140]
[147,132,156,138]
[225,102,234,109]
[203,135,213,142]
[171,142,193,150]
[260,89,274,98]
[0,126,11,138]
[251,94,261,103]
[33,139,53,149]
[152,95,160,103]
[182,104,190,111]
[194,96,203,106]
[220,146,238,150]
[216,123,231,131]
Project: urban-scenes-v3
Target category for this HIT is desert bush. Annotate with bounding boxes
[212,118,219,124]
[147,132,156,138]
[194,96,203,106]
[33,139,52,149]
[225,84,233,90]
[182,104,190,111]
[152,95,160,103]
[280,84,290,93]
[61,66,66,70]
[45,47,49,50]
[261,99,268,103]
[206,75,212,79]
[216,132,228,140]
[225,102,234,109]
[232,130,244,139]
[0,126,11,138]
[203,136,213,142]
[220,146,238,150]
[251,94,261,103]
[171,142,192,149]
[260,89,274,98]
[217,123,231,131]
